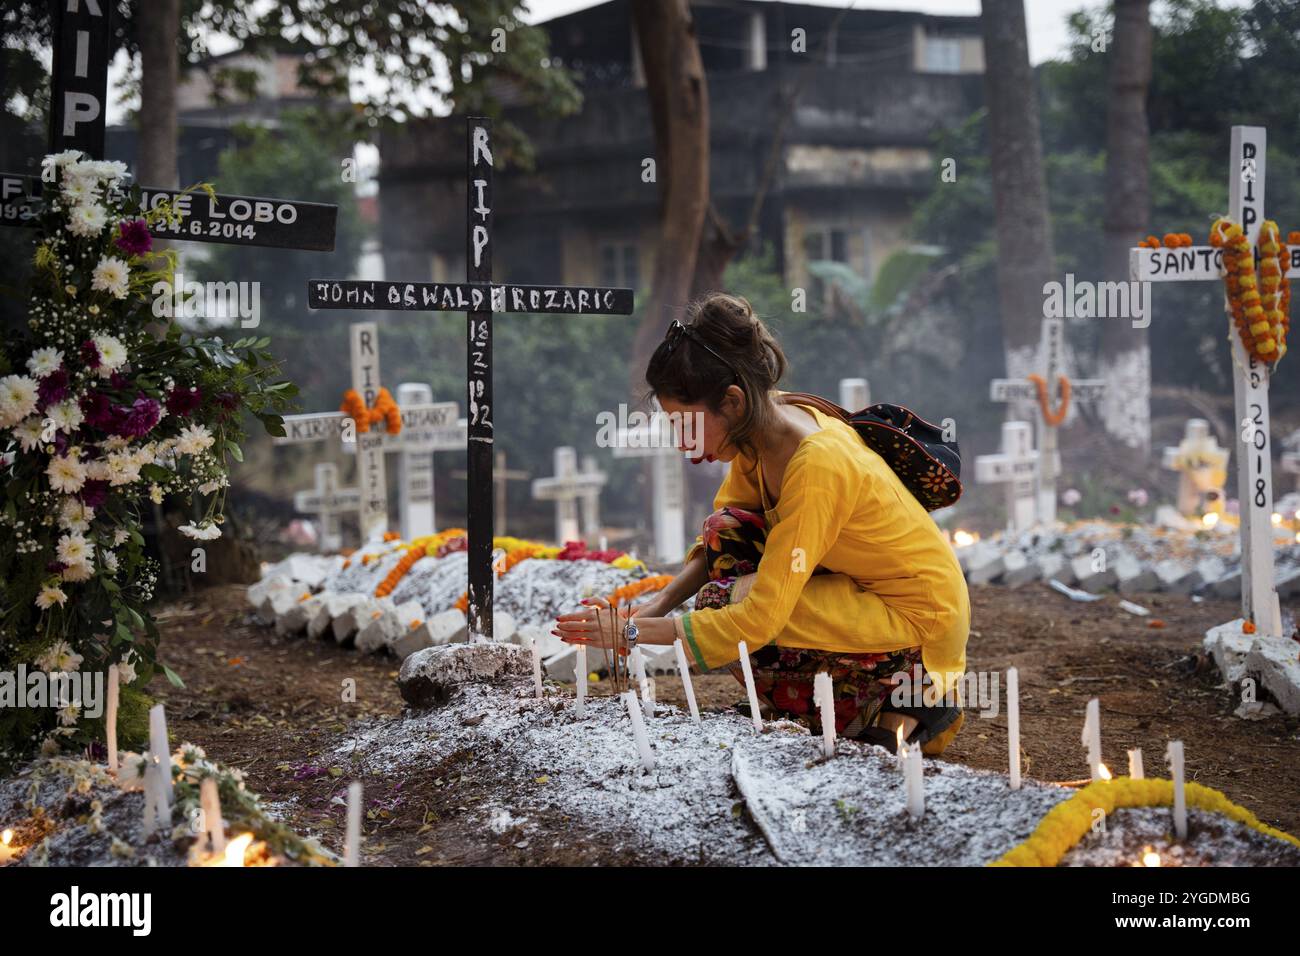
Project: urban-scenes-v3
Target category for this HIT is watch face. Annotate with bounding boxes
[626,623,639,639]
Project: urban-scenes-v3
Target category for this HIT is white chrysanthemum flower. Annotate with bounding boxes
[46,454,86,494]
[84,459,110,482]
[26,348,63,378]
[60,560,93,583]
[86,159,129,183]
[105,451,141,487]
[0,374,39,427]
[35,585,69,611]
[179,521,222,541]
[61,173,99,204]
[131,442,157,467]
[102,549,118,574]
[57,702,80,727]
[58,498,94,532]
[47,400,84,434]
[68,202,108,237]
[175,423,214,456]
[56,532,94,566]
[112,528,130,546]
[90,257,131,300]
[92,333,127,373]
[13,417,46,452]
[148,483,164,504]
[41,149,83,173]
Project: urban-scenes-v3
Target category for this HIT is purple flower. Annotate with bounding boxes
[37,369,69,409]
[80,392,114,431]
[109,372,129,390]
[80,339,101,370]
[114,218,153,257]
[79,480,108,508]
[115,394,161,439]
[1127,488,1149,508]
[166,385,202,416]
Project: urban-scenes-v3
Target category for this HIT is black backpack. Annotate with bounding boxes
[779,392,963,511]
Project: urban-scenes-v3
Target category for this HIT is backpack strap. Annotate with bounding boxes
[777,390,852,423]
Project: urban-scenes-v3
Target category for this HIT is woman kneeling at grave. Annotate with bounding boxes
[554,293,970,755]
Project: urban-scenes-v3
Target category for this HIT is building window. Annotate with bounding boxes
[599,242,640,290]
[923,36,963,74]
[803,227,859,305]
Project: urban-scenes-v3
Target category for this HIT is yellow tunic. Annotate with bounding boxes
[676,397,970,696]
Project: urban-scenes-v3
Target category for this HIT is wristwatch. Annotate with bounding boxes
[623,620,639,648]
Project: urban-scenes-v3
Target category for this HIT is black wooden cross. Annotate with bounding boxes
[306,117,635,641]
[0,1,337,251]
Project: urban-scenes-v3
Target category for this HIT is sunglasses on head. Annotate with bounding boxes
[663,319,740,384]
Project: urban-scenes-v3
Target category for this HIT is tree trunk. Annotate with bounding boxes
[137,0,180,190]
[628,0,710,399]
[1100,0,1153,453]
[980,0,1056,419]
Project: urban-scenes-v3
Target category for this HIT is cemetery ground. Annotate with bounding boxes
[147,581,1300,865]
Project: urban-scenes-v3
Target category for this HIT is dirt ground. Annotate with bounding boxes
[148,583,1300,865]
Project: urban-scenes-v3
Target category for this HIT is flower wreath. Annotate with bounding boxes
[339,387,401,435]
[1027,374,1071,427]
[1210,218,1290,365]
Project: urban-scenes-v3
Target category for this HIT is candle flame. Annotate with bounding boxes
[1099,763,1113,780]
[951,530,978,548]
[896,725,905,755]
[1201,512,1219,528]
[1142,847,1161,867]
[1,829,11,847]
[1272,512,1283,526]
[222,833,254,867]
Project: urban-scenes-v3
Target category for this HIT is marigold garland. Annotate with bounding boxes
[1027,374,1071,427]
[1137,233,1193,248]
[989,777,1300,867]
[1210,217,1290,365]
[339,387,402,435]
[606,574,673,606]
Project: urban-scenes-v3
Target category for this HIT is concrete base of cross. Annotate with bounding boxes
[1203,618,1300,716]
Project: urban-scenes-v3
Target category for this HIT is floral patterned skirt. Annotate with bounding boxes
[695,506,924,739]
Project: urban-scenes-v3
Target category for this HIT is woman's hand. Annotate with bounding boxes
[552,595,677,650]
[552,595,632,653]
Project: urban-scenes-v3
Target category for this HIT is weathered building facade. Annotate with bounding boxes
[378,0,984,301]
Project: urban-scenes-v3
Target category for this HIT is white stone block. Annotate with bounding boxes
[1070,554,1117,593]
[1154,559,1200,594]
[276,593,324,637]
[1245,636,1300,716]
[1001,549,1038,588]
[332,597,381,645]
[1115,552,1158,594]
[1203,620,1255,685]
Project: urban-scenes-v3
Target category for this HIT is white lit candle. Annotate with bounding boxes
[813,671,835,758]
[531,631,543,700]
[575,645,587,717]
[737,641,762,732]
[200,777,225,856]
[141,755,165,835]
[0,829,16,865]
[1007,666,1021,790]
[344,781,363,867]
[106,664,119,775]
[147,704,173,803]
[673,640,700,723]
[1083,698,1102,781]
[1128,748,1144,780]
[905,745,925,820]
[896,724,905,773]
[1166,740,1187,840]
[622,690,655,772]
[630,647,653,720]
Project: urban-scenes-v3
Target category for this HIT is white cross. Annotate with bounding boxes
[450,451,530,537]
[1129,125,1288,637]
[974,421,1040,533]
[611,413,686,564]
[1161,419,1229,518]
[990,317,1106,526]
[293,462,361,552]
[531,446,608,545]
[272,323,466,542]
[839,377,871,411]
